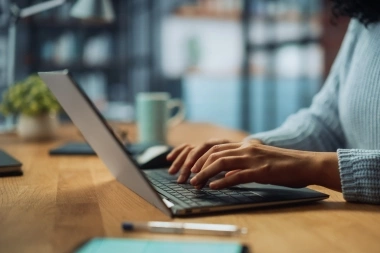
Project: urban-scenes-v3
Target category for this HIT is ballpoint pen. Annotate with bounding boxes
[121,221,248,236]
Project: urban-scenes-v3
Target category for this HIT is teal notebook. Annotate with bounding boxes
[0,149,22,176]
[75,238,248,253]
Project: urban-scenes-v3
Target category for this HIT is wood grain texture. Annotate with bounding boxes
[0,122,379,253]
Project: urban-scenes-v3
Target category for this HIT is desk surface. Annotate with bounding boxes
[1,123,379,253]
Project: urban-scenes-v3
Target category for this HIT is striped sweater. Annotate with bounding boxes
[248,19,380,204]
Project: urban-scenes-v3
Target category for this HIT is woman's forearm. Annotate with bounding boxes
[313,152,342,192]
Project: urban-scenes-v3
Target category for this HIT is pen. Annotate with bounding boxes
[121,221,248,236]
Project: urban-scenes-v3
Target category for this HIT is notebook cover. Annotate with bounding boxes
[0,149,22,175]
[49,142,168,156]
[75,238,248,253]
[49,142,97,155]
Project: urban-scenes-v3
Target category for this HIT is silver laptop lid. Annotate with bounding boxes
[39,70,172,217]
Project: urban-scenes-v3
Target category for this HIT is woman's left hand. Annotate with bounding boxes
[189,141,341,191]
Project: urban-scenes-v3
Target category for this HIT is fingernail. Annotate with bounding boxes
[209,182,218,189]
[168,166,175,174]
[177,175,185,183]
[190,176,198,185]
[190,165,198,173]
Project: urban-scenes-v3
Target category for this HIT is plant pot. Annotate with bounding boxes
[17,113,59,141]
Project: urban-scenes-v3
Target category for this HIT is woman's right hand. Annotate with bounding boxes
[166,139,234,183]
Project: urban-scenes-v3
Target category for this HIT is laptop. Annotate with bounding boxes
[39,70,329,217]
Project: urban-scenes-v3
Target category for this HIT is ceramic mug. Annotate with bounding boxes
[136,92,185,144]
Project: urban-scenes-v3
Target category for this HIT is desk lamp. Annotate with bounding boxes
[4,0,115,130]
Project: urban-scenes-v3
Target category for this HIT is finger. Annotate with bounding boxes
[225,169,242,177]
[191,143,241,173]
[187,139,230,164]
[206,138,230,145]
[166,143,191,161]
[180,141,228,173]
[170,139,231,176]
[190,153,248,187]
[210,169,256,189]
[168,146,192,175]
[175,147,196,183]
[197,143,242,172]
[179,143,216,173]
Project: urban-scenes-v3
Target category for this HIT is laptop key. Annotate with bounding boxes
[182,192,196,196]
[180,184,195,189]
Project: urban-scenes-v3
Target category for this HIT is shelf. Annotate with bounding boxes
[36,61,118,72]
[174,6,321,22]
[249,36,321,51]
[34,55,151,72]
[25,18,117,29]
[174,6,241,20]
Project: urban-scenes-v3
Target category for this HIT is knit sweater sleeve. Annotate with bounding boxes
[338,149,380,204]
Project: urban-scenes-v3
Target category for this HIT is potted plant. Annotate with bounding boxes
[0,75,61,141]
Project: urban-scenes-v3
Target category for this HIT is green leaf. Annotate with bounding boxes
[0,74,61,116]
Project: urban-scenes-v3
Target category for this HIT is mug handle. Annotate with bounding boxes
[167,99,185,127]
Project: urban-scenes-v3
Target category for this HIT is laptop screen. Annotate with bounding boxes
[39,70,172,217]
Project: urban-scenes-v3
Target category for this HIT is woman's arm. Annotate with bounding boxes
[246,21,360,152]
[188,142,380,204]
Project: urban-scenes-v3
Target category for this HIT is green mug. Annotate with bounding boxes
[136,92,185,144]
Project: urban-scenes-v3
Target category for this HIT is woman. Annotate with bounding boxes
[166,0,380,204]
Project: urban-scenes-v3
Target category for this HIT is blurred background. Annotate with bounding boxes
[0,0,349,133]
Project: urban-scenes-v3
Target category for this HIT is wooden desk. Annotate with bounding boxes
[1,123,379,253]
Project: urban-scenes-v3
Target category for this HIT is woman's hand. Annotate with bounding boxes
[166,138,263,183]
[188,142,341,191]
[166,139,233,183]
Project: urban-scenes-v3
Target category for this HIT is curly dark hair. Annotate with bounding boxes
[330,0,380,25]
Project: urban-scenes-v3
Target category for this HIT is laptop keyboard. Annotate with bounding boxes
[145,170,263,209]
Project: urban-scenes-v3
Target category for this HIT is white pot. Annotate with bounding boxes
[17,113,59,141]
